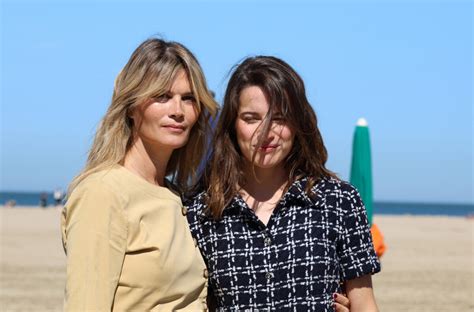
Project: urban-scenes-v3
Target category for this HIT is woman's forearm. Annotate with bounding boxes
[345,274,379,312]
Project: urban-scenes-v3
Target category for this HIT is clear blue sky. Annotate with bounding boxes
[1,0,472,204]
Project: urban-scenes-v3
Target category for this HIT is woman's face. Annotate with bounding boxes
[235,85,294,170]
[131,69,198,151]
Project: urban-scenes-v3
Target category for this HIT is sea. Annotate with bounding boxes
[0,191,473,217]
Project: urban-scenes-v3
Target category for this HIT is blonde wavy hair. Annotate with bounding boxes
[69,38,218,194]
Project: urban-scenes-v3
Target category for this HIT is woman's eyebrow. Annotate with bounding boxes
[165,91,194,96]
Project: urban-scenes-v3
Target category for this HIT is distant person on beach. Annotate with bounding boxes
[5,199,16,208]
[53,188,64,206]
[186,56,380,311]
[61,38,218,311]
[39,192,48,208]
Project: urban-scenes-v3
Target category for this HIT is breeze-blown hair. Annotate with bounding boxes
[204,56,336,219]
[69,38,218,194]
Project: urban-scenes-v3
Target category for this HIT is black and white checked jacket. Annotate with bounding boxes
[186,176,380,311]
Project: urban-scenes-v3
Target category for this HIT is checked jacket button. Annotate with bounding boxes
[264,237,272,246]
[265,272,274,280]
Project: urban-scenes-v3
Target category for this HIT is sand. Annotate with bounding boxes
[372,214,473,311]
[0,207,473,311]
[1,207,65,312]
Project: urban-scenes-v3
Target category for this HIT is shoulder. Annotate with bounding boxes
[66,168,129,217]
[62,169,129,252]
[310,176,363,210]
[183,190,209,240]
[73,168,123,197]
[311,176,355,193]
[184,190,208,217]
[311,176,358,196]
[74,165,162,199]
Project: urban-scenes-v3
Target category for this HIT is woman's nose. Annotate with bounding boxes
[169,96,184,119]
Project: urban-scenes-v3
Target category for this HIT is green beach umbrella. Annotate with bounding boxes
[350,118,373,225]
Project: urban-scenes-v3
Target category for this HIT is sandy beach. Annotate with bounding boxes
[0,207,472,311]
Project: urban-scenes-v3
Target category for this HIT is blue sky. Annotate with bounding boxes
[1,0,472,204]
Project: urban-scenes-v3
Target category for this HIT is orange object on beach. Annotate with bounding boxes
[370,223,386,258]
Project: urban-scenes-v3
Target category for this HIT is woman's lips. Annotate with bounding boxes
[163,124,186,133]
[258,144,279,152]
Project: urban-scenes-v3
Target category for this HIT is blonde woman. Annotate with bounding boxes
[61,38,218,311]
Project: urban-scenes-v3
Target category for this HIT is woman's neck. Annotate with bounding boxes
[123,138,172,186]
[240,164,289,225]
[242,165,288,199]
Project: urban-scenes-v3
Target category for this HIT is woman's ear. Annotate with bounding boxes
[126,106,137,128]
[127,106,135,120]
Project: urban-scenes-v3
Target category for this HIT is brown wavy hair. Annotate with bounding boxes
[69,38,218,195]
[203,56,336,219]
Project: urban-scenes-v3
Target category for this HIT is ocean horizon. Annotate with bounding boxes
[1,191,472,217]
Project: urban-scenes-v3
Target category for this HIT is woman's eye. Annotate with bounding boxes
[272,116,285,124]
[243,117,259,124]
[155,95,170,103]
[182,95,196,104]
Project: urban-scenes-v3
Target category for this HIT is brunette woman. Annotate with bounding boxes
[187,56,380,311]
